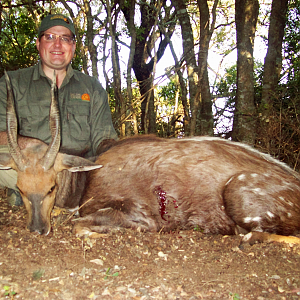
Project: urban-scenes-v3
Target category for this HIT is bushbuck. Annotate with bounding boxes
[1,71,300,245]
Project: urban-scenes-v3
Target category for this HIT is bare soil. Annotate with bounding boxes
[0,189,300,300]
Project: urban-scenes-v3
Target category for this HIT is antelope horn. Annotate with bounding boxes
[39,72,61,170]
[5,71,29,171]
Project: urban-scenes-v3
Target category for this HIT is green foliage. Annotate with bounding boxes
[104,267,119,279]
[71,49,84,72]
[215,65,237,97]
[229,292,241,300]
[0,8,39,76]
[283,0,300,85]
[156,80,183,137]
[193,225,204,232]
[157,80,179,106]
[3,285,17,297]
[107,78,142,135]
[136,27,146,41]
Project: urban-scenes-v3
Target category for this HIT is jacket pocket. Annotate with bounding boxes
[66,102,90,142]
[17,100,51,142]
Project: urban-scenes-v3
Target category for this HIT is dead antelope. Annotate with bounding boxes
[1,72,300,245]
[0,72,102,235]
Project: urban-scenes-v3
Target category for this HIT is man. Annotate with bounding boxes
[0,14,118,205]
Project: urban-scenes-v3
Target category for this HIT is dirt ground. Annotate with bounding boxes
[0,189,300,300]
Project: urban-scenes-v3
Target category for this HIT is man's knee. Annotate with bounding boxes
[0,168,21,206]
[0,168,17,190]
[0,146,17,189]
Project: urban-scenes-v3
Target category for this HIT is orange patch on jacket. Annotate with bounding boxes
[81,93,90,101]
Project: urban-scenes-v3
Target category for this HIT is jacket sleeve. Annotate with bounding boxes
[89,80,118,156]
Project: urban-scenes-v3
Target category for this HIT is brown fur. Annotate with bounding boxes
[73,136,300,243]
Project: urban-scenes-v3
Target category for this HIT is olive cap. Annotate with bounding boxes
[38,14,75,37]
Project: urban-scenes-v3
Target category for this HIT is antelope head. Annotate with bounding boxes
[0,71,102,235]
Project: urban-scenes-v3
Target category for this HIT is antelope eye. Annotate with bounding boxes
[48,185,56,195]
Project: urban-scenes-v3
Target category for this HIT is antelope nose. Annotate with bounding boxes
[29,227,45,235]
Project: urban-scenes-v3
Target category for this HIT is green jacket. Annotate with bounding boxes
[0,62,118,157]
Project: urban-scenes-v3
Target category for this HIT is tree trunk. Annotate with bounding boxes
[157,9,189,135]
[84,0,98,78]
[125,0,137,136]
[190,0,217,136]
[261,0,288,111]
[171,0,197,134]
[106,0,125,136]
[232,0,259,145]
[168,40,189,135]
[259,0,288,151]
[261,0,288,114]
[138,76,155,134]
[120,0,175,134]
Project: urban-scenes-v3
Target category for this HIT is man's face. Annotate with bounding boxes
[36,25,76,72]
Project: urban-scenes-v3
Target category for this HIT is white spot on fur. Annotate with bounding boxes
[238,174,246,181]
[252,188,265,196]
[252,216,262,222]
[266,211,275,218]
[251,173,258,178]
[244,216,262,223]
[287,212,292,218]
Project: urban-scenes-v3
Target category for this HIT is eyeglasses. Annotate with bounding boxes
[42,33,75,45]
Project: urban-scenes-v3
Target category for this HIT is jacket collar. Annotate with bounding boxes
[33,61,78,85]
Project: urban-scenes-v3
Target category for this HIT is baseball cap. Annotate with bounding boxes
[38,14,76,37]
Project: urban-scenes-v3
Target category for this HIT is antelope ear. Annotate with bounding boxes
[54,153,103,173]
[0,153,15,170]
